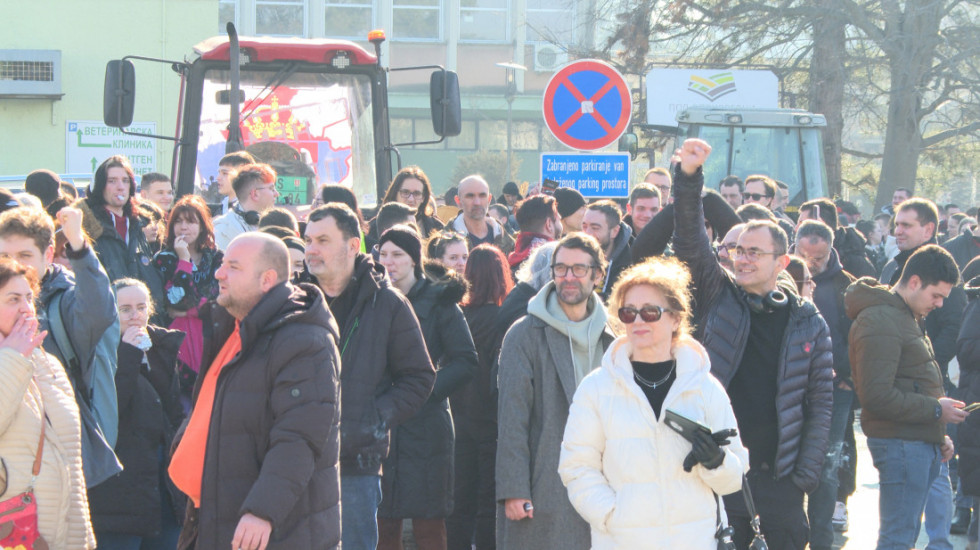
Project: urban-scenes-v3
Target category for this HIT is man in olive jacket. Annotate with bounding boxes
[171,233,342,550]
[847,244,967,550]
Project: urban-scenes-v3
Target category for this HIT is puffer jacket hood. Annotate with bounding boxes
[414,260,468,307]
[40,262,74,301]
[608,221,633,264]
[844,277,904,321]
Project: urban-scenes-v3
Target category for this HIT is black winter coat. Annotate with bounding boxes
[455,302,504,440]
[77,198,167,324]
[811,249,856,382]
[89,326,184,536]
[957,277,980,496]
[177,283,342,550]
[379,262,477,518]
[672,166,834,492]
[496,282,538,338]
[631,189,742,264]
[834,227,877,279]
[333,254,436,476]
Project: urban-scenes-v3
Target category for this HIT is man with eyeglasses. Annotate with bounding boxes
[795,219,858,549]
[672,138,833,549]
[213,163,280,251]
[496,232,615,550]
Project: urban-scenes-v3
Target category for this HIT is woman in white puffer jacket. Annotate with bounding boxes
[559,257,748,550]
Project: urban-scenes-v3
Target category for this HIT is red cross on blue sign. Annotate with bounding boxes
[542,60,632,151]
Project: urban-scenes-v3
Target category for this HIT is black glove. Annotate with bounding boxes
[683,429,732,472]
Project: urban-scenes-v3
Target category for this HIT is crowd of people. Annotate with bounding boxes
[0,137,978,550]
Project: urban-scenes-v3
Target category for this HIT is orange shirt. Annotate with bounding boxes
[169,323,242,507]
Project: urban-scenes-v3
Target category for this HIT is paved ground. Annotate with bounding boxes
[834,414,971,549]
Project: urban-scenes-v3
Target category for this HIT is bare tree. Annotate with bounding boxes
[598,0,980,208]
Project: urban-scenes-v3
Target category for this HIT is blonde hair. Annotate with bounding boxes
[608,256,693,343]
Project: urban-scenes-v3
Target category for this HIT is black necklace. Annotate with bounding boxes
[633,362,675,389]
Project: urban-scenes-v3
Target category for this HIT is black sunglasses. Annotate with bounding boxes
[742,192,772,201]
[618,305,674,324]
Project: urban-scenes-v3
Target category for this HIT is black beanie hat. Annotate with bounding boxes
[554,187,586,219]
[24,169,62,205]
[379,224,423,278]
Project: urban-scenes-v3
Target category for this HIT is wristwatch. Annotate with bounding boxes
[935,403,943,419]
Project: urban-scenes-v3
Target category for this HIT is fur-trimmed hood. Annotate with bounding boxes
[407,260,468,315]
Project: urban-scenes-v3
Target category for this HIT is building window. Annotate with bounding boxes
[392,0,443,41]
[324,0,374,38]
[256,0,308,37]
[526,0,575,44]
[460,0,508,42]
[219,0,238,35]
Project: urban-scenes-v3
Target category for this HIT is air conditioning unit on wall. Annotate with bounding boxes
[0,50,63,99]
[534,44,568,73]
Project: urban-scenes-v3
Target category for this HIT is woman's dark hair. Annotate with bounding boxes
[164,195,216,252]
[0,257,39,301]
[462,244,513,307]
[90,155,137,217]
[786,255,809,296]
[383,166,435,217]
[426,231,467,262]
[854,219,876,241]
[319,184,364,225]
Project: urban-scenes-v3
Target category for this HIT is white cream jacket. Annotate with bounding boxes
[559,336,748,550]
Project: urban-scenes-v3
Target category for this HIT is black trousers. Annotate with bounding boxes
[446,429,496,550]
[725,469,809,550]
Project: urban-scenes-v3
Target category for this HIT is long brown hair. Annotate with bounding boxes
[164,195,216,252]
[383,166,435,217]
[462,244,513,307]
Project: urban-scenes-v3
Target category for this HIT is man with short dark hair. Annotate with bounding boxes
[795,219,858,550]
[799,198,877,278]
[719,175,744,210]
[496,232,614,550]
[213,163,280,250]
[743,175,777,208]
[211,150,257,215]
[303,203,435,549]
[672,139,833,548]
[643,167,672,204]
[507,195,562,269]
[582,200,632,299]
[139,172,174,212]
[24,168,69,219]
[624,183,661,237]
[847,244,966,550]
[878,197,967,547]
[170,232,342,549]
[0,205,121,485]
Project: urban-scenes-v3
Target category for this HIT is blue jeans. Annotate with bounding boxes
[342,474,383,550]
[925,461,953,550]
[868,437,942,550]
[807,387,854,550]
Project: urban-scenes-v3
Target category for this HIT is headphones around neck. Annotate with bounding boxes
[235,204,260,226]
[743,288,789,314]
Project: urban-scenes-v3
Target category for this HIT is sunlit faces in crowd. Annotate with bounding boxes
[456,176,491,221]
[551,245,602,306]
[732,225,788,296]
[104,166,132,212]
